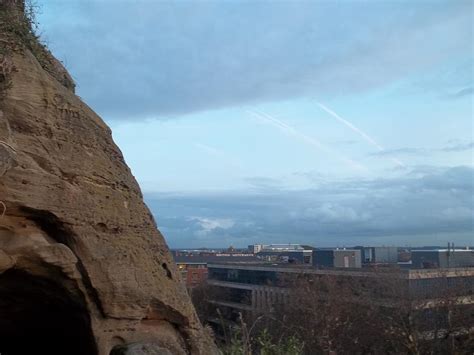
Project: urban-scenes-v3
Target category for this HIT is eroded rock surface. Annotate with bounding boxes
[0,1,217,354]
[111,342,174,355]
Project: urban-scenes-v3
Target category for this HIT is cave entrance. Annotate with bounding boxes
[0,269,97,355]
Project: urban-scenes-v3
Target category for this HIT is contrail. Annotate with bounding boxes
[316,102,405,168]
[247,109,369,173]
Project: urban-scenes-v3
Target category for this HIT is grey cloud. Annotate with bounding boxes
[146,166,474,248]
[39,1,472,120]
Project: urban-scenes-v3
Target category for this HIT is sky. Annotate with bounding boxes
[37,0,473,248]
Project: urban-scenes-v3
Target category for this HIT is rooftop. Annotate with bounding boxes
[174,254,260,264]
[412,249,472,252]
[207,262,474,279]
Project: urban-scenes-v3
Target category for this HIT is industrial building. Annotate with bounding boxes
[313,248,362,268]
[356,246,399,264]
[201,248,474,347]
[206,263,474,322]
[411,248,474,268]
[248,243,314,264]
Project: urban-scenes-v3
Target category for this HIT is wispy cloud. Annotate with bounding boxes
[369,141,473,157]
[446,87,474,100]
[370,147,427,157]
[441,141,474,152]
[316,102,406,168]
[248,109,369,173]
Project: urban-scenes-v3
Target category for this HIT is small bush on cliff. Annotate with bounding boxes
[0,0,40,50]
[0,0,75,92]
[0,0,39,96]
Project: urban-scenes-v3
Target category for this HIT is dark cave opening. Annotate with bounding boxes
[0,269,97,355]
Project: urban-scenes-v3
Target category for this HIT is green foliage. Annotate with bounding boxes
[221,327,304,355]
[0,0,40,48]
[222,331,246,355]
[0,0,75,93]
[256,329,304,355]
[0,0,39,97]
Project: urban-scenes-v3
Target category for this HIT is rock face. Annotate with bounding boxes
[0,2,217,354]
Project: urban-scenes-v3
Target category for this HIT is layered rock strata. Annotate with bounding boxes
[0,1,217,354]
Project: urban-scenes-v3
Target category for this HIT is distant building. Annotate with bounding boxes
[357,246,398,264]
[313,249,362,268]
[206,262,474,325]
[176,260,208,289]
[411,249,474,269]
[173,253,260,288]
[248,244,264,254]
[249,243,313,264]
[398,249,411,263]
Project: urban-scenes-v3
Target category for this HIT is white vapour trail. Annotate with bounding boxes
[247,109,369,173]
[316,102,405,168]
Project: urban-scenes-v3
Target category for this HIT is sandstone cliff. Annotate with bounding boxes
[0,2,217,354]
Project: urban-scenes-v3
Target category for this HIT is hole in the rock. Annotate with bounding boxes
[161,263,172,279]
[0,269,97,355]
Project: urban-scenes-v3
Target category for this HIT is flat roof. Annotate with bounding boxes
[412,249,473,252]
[174,255,260,264]
[207,263,474,279]
[314,249,361,252]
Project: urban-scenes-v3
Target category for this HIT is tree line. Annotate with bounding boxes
[191,269,473,354]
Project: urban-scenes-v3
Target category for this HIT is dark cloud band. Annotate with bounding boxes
[146,166,474,247]
[40,1,472,120]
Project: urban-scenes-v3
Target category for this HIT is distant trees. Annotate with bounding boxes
[190,283,304,354]
[191,271,473,354]
[268,271,473,354]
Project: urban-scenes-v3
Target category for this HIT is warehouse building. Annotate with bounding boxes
[313,248,362,268]
[356,246,399,264]
[411,248,474,269]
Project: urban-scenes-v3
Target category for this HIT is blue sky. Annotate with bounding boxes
[38,0,473,248]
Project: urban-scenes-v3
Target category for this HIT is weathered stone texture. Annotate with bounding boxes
[0,2,217,354]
